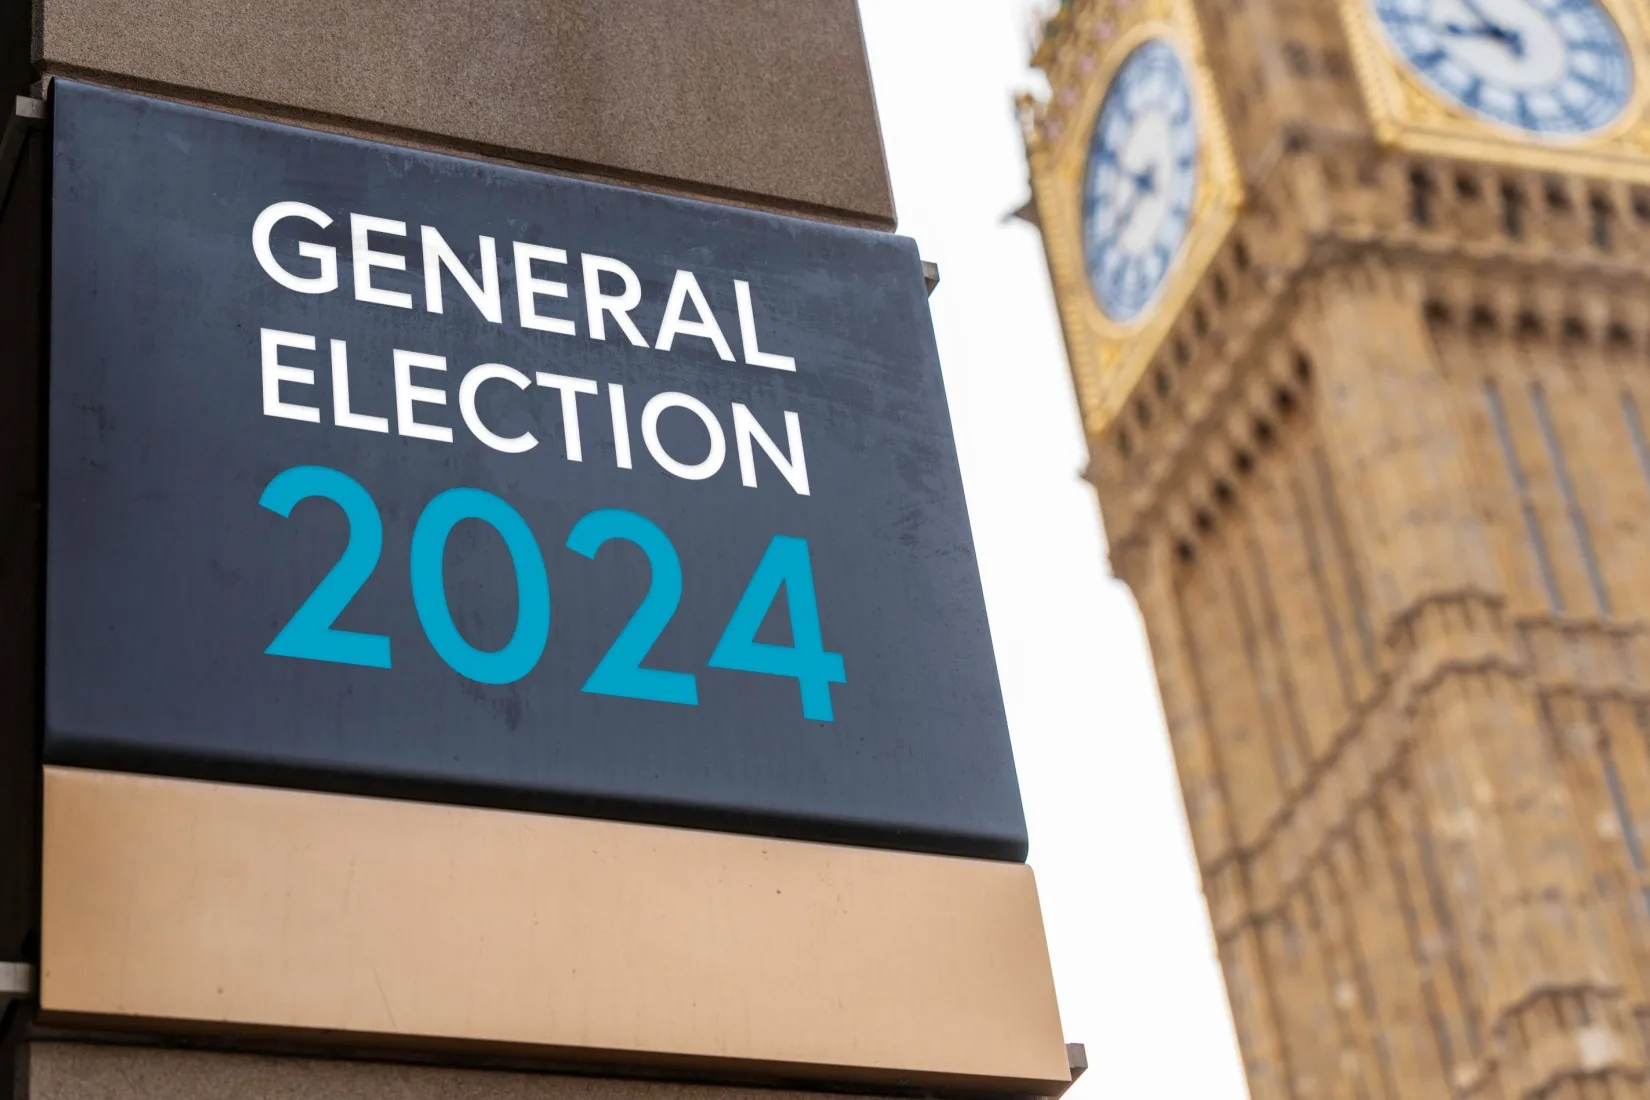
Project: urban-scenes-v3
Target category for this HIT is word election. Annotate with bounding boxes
[259,330,811,495]
[251,201,812,495]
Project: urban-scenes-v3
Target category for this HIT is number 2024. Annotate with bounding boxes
[258,464,847,721]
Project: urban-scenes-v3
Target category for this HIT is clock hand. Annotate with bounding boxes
[1444,20,1526,57]
[1458,0,1502,27]
[1111,187,1147,238]
[1447,0,1526,57]
[1110,164,1158,236]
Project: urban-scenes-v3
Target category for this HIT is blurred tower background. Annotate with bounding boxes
[1021,1,1650,1098]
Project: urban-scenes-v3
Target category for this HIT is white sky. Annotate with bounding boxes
[857,4,1250,1096]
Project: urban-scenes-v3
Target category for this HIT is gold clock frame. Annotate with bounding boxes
[1029,0,1243,439]
[1338,0,1650,180]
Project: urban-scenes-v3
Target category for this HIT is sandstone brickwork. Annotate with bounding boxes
[1025,2,1650,1097]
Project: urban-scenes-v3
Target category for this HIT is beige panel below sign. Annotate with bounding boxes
[40,768,1070,1093]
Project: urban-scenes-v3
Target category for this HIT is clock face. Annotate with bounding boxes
[1082,39,1200,324]
[1372,0,1634,135]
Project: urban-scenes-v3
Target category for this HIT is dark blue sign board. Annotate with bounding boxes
[45,81,1027,860]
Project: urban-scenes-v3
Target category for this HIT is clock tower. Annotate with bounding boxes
[1022,1,1650,1098]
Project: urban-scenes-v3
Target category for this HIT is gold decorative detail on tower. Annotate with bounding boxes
[1023,0,1242,437]
[1338,0,1650,178]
